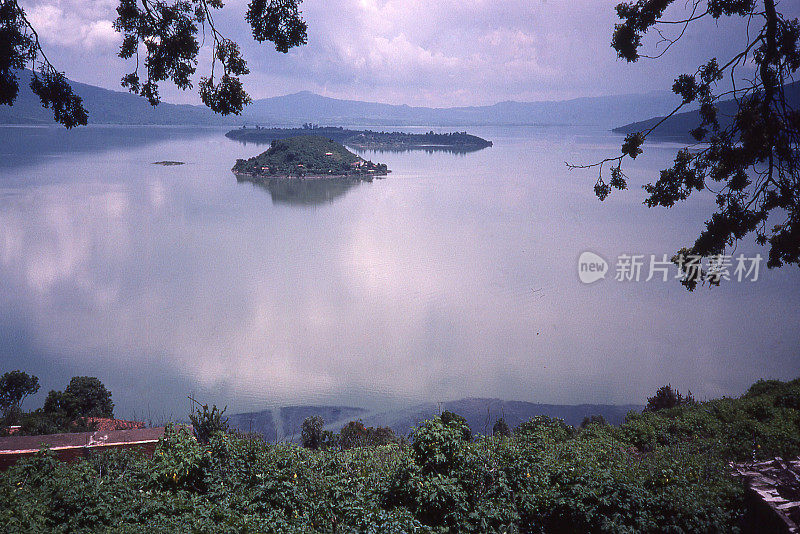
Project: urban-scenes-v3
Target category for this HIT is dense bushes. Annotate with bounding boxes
[300,418,398,451]
[339,421,397,449]
[2,378,800,532]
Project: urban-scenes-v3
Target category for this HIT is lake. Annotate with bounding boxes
[0,125,798,420]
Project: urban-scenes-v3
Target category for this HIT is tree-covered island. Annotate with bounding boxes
[232,135,389,179]
[226,126,493,153]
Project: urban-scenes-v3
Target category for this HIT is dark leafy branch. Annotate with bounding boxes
[0,0,307,124]
[571,0,800,289]
[115,0,307,114]
[0,0,88,127]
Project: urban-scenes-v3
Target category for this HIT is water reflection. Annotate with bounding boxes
[236,175,363,206]
[0,125,798,419]
[0,126,220,171]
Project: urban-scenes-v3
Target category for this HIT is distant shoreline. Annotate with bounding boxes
[225,126,492,153]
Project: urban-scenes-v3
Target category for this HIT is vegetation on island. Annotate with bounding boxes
[232,135,388,178]
[2,375,800,531]
[226,125,493,153]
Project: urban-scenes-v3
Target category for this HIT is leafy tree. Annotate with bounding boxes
[580,414,608,428]
[0,370,39,424]
[301,415,324,450]
[745,378,785,397]
[368,425,397,446]
[188,397,228,444]
[340,420,369,449]
[339,420,398,448]
[491,416,511,437]
[0,0,307,127]
[440,410,472,442]
[44,376,114,419]
[645,384,696,412]
[573,0,800,289]
[514,415,575,441]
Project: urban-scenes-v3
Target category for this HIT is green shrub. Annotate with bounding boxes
[189,401,229,444]
[440,410,472,442]
[492,417,511,437]
[2,376,799,533]
[514,415,575,442]
[645,384,696,412]
[744,378,785,397]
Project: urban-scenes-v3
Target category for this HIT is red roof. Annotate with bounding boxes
[87,418,146,432]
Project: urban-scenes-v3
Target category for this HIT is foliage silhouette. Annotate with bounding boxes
[0,0,307,126]
[492,416,511,437]
[645,384,697,412]
[188,397,229,444]
[44,376,114,419]
[572,0,800,288]
[0,370,39,424]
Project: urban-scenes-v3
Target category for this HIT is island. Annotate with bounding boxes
[232,135,389,180]
[225,125,492,153]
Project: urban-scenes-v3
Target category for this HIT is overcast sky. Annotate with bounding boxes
[18,0,800,106]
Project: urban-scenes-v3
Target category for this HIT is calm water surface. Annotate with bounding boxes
[1,125,798,418]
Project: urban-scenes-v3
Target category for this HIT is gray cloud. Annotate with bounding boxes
[19,0,800,106]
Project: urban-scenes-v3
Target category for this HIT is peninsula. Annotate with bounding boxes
[225,126,492,153]
[232,135,389,179]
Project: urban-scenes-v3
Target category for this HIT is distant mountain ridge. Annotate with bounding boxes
[240,90,682,128]
[2,70,681,128]
[0,70,235,126]
[228,398,643,442]
[613,80,800,139]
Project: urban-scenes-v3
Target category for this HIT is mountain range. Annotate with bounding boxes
[236,90,682,128]
[2,70,681,128]
[0,70,232,126]
[228,398,643,442]
[614,80,800,139]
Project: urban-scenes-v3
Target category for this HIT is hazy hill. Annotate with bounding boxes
[613,80,800,139]
[228,399,643,442]
[241,90,682,128]
[0,70,234,125]
[2,70,681,128]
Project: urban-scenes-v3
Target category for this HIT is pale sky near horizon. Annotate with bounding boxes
[16,0,800,107]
